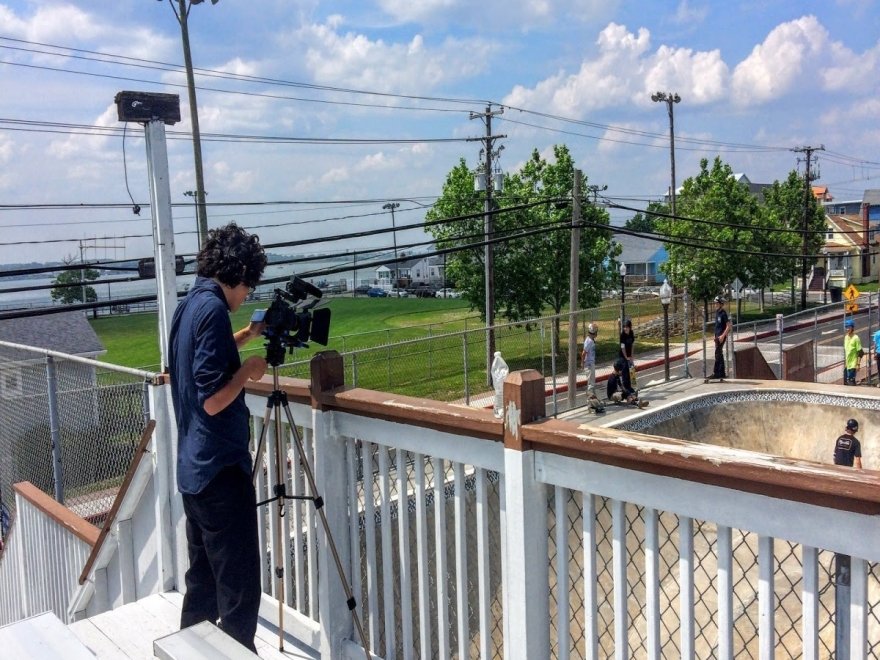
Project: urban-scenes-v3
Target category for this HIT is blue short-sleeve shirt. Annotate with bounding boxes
[169,277,252,494]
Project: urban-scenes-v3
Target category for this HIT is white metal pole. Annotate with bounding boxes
[144,120,179,371]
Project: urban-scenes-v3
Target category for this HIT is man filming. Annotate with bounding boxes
[169,222,268,651]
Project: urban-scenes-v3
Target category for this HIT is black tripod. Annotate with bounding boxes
[252,365,371,657]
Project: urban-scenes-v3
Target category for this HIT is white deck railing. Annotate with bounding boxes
[0,482,98,626]
[2,347,880,659]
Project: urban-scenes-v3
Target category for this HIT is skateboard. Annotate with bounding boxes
[704,377,726,383]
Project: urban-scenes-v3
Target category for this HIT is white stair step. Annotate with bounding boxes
[153,620,259,659]
[0,612,97,660]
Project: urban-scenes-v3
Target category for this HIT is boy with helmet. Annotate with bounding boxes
[709,296,731,380]
[833,419,862,468]
[843,319,862,385]
[581,323,604,413]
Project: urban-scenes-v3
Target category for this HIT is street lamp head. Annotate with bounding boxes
[672,93,681,104]
[651,92,663,102]
[619,263,627,277]
[382,202,399,211]
[659,278,672,305]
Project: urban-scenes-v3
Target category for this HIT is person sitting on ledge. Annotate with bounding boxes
[607,357,647,408]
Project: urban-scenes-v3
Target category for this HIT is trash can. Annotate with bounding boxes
[830,286,843,303]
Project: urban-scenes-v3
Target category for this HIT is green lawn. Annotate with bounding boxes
[90,296,477,370]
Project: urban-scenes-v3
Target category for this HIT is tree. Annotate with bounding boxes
[626,201,668,234]
[656,157,761,303]
[50,258,100,305]
[760,170,826,305]
[425,145,618,352]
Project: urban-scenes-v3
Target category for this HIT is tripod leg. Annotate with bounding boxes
[251,402,274,483]
[281,403,371,657]
[271,400,287,651]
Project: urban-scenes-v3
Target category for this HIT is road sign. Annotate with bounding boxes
[732,277,743,293]
[846,303,859,313]
[844,284,860,301]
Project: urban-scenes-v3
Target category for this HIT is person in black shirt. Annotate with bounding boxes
[833,418,863,468]
[619,318,635,390]
[607,358,647,407]
[710,296,732,379]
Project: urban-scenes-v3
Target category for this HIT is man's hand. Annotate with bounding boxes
[242,355,267,381]
[247,320,266,339]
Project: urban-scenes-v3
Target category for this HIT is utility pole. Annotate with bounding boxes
[793,145,824,310]
[468,105,505,385]
[166,0,217,248]
[567,170,583,407]
[651,92,681,218]
[383,202,400,294]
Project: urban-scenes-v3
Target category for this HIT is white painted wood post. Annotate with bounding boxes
[310,353,354,658]
[148,381,177,592]
[502,370,550,660]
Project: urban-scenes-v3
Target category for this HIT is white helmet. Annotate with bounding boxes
[587,322,598,335]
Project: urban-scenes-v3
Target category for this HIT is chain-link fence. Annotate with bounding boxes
[548,488,880,659]
[0,341,156,531]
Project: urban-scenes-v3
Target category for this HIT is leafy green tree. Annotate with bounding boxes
[426,145,617,353]
[626,201,668,234]
[656,157,761,304]
[50,258,100,305]
[760,170,826,305]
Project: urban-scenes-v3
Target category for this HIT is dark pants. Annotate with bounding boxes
[181,466,261,652]
[713,337,727,378]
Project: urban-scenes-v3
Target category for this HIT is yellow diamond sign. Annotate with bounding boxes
[846,303,859,313]
[844,284,860,301]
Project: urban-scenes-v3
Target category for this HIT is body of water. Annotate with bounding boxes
[0,260,383,311]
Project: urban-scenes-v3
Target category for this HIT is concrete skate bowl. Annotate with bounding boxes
[585,387,880,657]
[613,388,880,468]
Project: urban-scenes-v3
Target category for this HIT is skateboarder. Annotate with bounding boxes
[833,419,862,469]
[607,358,647,408]
[708,295,731,381]
[581,323,604,413]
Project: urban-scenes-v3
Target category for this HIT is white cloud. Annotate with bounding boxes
[730,16,828,105]
[297,20,494,92]
[504,23,727,115]
[672,0,708,26]
[821,40,880,90]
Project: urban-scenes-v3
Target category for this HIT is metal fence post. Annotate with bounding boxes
[683,289,690,377]
[777,313,784,380]
[45,356,65,504]
[702,304,708,380]
[550,320,558,417]
[462,333,470,406]
[142,380,152,428]
[351,353,358,388]
[814,311,819,383]
[868,293,873,385]
[753,321,758,351]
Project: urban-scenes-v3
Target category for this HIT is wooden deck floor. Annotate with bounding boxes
[69,592,319,659]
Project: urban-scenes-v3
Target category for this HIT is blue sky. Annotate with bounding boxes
[1,0,879,267]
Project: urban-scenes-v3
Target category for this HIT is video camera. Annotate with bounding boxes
[257,276,331,366]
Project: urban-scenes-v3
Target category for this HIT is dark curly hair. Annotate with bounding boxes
[196,222,267,289]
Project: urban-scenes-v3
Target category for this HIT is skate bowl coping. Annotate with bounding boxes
[610,383,880,469]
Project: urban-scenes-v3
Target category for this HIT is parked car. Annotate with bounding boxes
[408,285,437,298]
[436,288,461,298]
[632,286,660,297]
[390,288,409,297]
[367,287,388,297]
[354,284,371,296]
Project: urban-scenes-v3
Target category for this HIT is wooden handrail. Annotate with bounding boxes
[521,418,880,515]
[79,420,156,584]
[12,482,100,547]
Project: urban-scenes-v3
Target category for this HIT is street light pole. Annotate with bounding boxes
[383,202,400,295]
[619,263,627,329]
[660,279,672,381]
[164,0,218,249]
[651,91,681,218]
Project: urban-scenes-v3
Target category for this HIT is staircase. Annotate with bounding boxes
[808,266,826,292]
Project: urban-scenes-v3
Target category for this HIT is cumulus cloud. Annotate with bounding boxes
[672,0,708,26]
[297,19,495,92]
[504,22,727,115]
[730,16,828,105]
